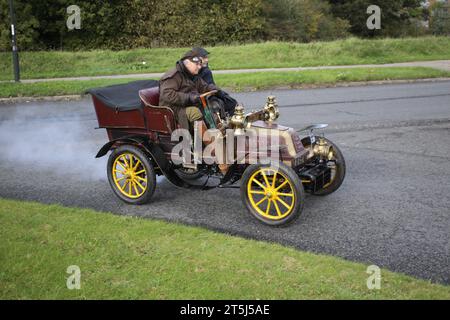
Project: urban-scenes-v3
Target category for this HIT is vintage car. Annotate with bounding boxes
[87,80,345,226]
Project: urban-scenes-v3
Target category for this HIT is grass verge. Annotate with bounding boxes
[0,67,449,99]
[0,198,449,299]
[0,36,449,81]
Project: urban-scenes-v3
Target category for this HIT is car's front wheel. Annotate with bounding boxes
[302,136,346,196]
[240,163,305,226]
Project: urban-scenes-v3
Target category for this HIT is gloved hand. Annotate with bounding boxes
[216,90,226,99]
[189,93,200,105]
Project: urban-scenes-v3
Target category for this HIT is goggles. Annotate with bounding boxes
[189,57,202,65]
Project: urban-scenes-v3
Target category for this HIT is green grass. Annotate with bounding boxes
[1,67,449,98]
[1,36,450,81]
[218,67,450,91]
[0,198,449,299]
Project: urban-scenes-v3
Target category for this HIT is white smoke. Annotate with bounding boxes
[0,102,108,181]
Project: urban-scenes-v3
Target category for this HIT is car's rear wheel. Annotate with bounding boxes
[241,163,305,226]
[107,145,156,204]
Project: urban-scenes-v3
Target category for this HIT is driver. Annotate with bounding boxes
[159,49,219,132]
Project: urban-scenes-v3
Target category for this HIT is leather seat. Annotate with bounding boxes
[139,86,177,134]
[139,86,160,107]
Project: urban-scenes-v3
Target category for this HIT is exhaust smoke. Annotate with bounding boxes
[0,102,107,181]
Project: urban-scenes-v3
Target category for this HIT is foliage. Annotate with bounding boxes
[0,0,442,51]
[0,0,40,51]
[429,0,450,35]
[0,0,264,50]
[326,0,427,37]
[120,0,265,48]
[261,0,350,42]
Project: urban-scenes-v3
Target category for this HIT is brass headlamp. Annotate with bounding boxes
[230,104,247,134]
[229,96,280,134]
[263,96,280,122]
[313,137,334,160]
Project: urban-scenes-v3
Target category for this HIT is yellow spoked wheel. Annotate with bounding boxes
[107,145,156,204]
[241,163,304,226]
[113,153,147,198]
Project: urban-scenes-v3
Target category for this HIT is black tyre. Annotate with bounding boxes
[174,167,206,181]
[303,136,346,196]
[107,145,156,204]
[240,162,305,226]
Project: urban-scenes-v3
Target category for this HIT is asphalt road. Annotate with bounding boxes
[1,81,449,285]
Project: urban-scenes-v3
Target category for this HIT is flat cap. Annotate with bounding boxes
[192,47,210,57]
[181,49,201,61]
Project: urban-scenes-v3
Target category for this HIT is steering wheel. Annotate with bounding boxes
[200,90,218,99]
[199,90,218,108]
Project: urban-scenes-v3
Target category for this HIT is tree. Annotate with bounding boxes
[429,0,450,35]
[1,0,265,50]
[0,0,40,51]
[121,0,264,48]
[326,0,425,37]
[261,0,349,42]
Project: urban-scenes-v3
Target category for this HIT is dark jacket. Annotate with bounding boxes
[198,66,215,86]
[198,64,237,116]
[159,61,216,108]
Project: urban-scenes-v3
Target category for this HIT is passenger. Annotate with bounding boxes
[192,47,215,85]
[193,47,237,116]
